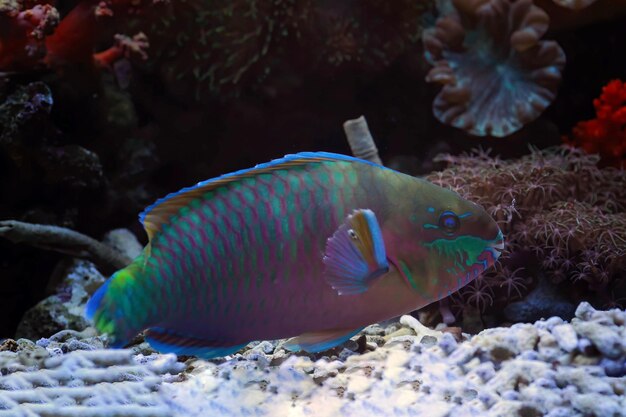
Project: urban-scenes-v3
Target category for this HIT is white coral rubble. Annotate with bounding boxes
[0,302,624,417]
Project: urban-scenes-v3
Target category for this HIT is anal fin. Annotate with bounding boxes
[283,327,364,353]
[145,327,247,359]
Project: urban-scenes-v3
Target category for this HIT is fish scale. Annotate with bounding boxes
[87,152,503,356]
[162,166,334,308]
[182,166,339,323]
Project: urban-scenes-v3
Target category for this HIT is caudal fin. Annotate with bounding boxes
[85,278,109,321]
[85,262,147,348]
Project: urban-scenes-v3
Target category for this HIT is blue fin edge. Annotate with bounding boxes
[145,327,247,359]
[139,151,388,224]
[364,209,387,267]
[85,278,111,320]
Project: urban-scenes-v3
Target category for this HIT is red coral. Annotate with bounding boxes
[42,1,100,68]
[0,2,60,70]
[564,79,626,167]
[1,0,151,77]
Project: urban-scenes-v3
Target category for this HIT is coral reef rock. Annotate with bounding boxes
[1,302,624,416]
[14,260,106,341]
[504,276,576,322]
[15,228,141,340]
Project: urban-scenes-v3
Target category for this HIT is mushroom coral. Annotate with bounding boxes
[536,0,626,30]
[423,0,566,137]
[551,0,597,9]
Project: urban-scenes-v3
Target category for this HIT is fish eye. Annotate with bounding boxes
[438,211,460,234]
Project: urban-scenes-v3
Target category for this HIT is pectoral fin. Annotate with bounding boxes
[283,327,364,353]
[323,209,389,295]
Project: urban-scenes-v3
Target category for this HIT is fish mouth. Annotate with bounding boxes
[483,229,505,265]
[487,229,505,259]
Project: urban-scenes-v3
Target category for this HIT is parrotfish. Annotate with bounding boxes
[86,152,503,358]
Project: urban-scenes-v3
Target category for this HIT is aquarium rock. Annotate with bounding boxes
[102,228,143,261]
[1,302,624,416]
[14,228,141,341]
[504,276,577,323]
[14,260,106,341]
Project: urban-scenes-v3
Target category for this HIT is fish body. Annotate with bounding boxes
[87,152,503,357]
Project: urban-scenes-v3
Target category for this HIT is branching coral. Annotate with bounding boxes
[423,0,566,137]
[563,79,626,167]
[426,146,626,324]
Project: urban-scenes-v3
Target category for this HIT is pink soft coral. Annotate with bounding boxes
[564,79,626,167]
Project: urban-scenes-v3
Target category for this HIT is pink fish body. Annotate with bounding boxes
[87,152,503,357]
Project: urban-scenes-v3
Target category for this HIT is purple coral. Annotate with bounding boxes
[426,146,626,327]
[423,0,566,137]
[493,266,528,299]
[461,280,494,312]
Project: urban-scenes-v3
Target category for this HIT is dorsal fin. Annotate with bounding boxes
[139,152,383,241]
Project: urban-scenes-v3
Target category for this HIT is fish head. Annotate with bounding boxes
[385,183,504,300]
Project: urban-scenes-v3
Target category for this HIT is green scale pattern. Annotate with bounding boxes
[136,160,365,331]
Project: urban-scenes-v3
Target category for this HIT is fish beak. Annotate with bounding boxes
[454,229,505,288]
[492,230,505,249]
[487,230,505,262]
